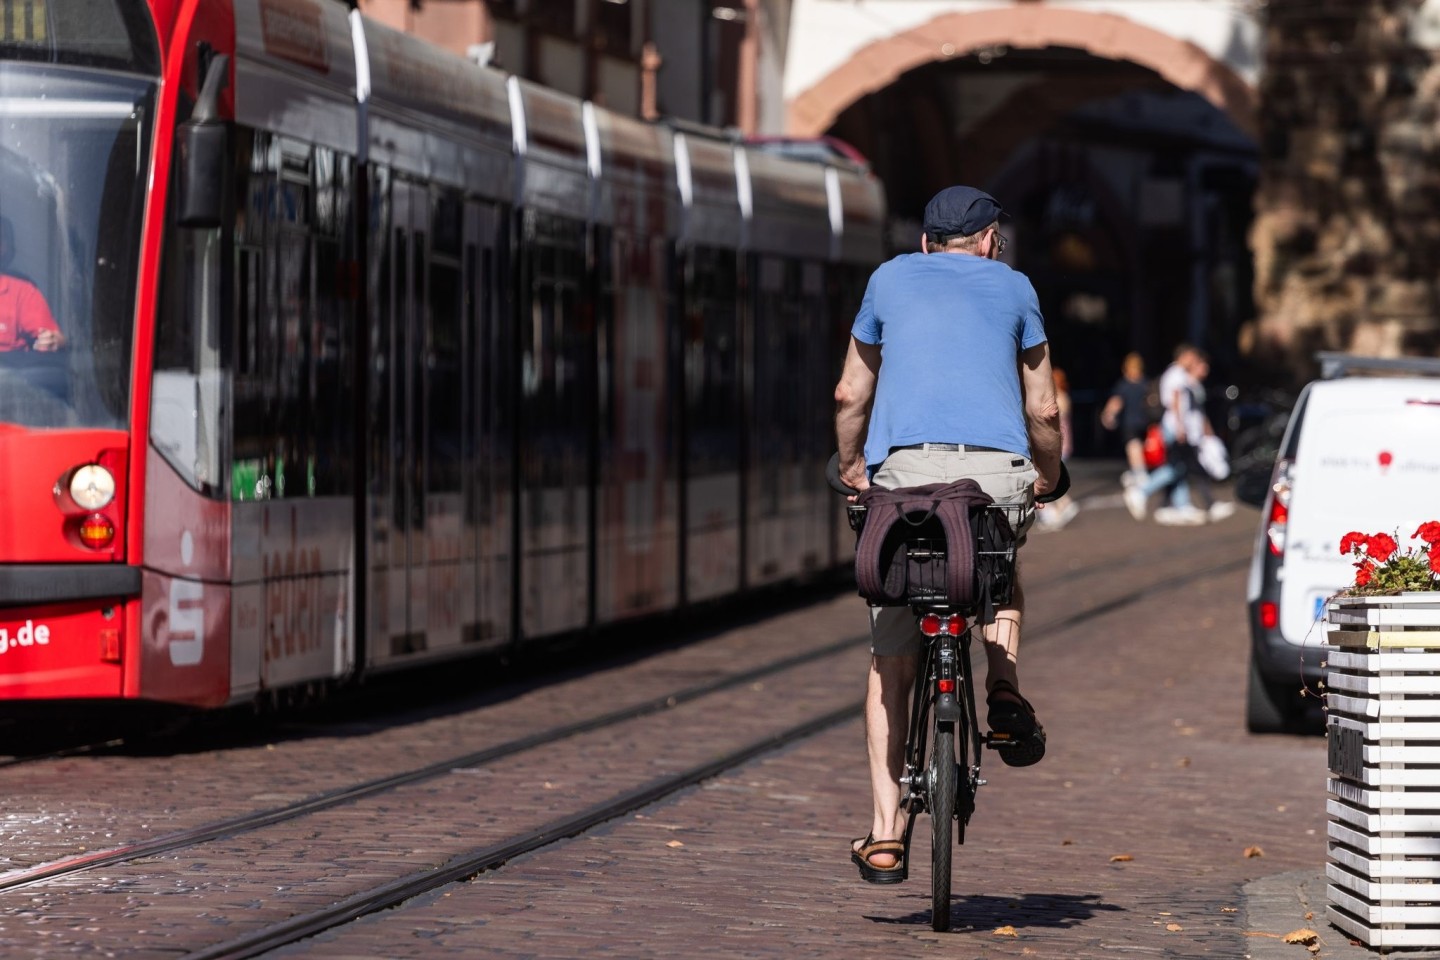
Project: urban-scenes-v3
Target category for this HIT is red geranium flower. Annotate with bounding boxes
[1356,561,1375,587]
[1366,533,1399,562]
[1430,550,1440,576]
[1414,521,1440,545]
[1340,532,1368,555]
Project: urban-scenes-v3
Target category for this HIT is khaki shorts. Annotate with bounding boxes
[867,447,1037,658]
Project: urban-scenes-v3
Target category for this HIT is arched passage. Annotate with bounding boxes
[791,7,1261,457]
[785,6,1257,141]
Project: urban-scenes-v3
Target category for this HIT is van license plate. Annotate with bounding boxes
[1328,722,1364,782]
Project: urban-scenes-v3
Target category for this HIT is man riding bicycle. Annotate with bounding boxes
[834,185,1064,882]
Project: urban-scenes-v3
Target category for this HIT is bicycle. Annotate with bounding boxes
[827,454,1069,931]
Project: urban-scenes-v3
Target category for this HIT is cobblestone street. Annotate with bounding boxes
[277,495,1345,959]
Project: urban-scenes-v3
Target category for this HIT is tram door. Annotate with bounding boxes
[463,200,511,649]
[384,179,429,657]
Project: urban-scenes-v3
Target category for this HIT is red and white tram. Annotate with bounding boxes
[0,0,885,707]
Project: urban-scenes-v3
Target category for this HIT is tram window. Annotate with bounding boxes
[227,128,356,501]
[683,245,740,475]
[429,192,464,497]
[521,209,586,487]
[0,66,152,429]
[475,242,504,526]
[311,232,353,496]
[307,147,355,497]
[392,228,407,528]
[0,0,161,75]
[752,255,803,465]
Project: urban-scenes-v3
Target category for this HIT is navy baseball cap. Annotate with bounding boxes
[923,186,1004,242]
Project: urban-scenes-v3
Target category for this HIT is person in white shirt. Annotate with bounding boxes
[1123,345,1233,524]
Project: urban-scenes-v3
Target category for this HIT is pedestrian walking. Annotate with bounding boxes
[1123,344,1235,525]
[1100,352,1152,488]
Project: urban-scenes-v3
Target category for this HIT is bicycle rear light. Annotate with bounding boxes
[937,679,956,694]
[920,614,942,636]
[947,617,964,636]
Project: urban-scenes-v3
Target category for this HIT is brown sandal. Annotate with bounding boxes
[850,834,906,884]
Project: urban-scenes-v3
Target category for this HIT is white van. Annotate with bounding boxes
[1246,354,1440,732]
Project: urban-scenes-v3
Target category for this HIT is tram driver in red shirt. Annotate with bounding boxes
[0,217,64,352]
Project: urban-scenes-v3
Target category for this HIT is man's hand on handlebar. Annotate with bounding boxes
[1033,471,1057,507]
[1032,463,1071,506]
[838,458,870,500]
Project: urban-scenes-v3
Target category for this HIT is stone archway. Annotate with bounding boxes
[785,5,1257,140]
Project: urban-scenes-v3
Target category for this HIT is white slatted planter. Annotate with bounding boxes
[1326,593,1440,948]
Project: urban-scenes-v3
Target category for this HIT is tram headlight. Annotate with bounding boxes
[69,464,116,511]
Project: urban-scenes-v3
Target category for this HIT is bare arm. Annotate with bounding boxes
[834,336,881,493]
[1100,393,1123,430]
[1020,342,1062,498]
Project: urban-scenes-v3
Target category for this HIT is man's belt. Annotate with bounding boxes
[893,442,1008,454]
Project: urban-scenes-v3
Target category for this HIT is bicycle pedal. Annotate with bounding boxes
[983,733,1015,749]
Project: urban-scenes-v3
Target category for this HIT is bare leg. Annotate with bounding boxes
[859,652,918,866]
[982,580,1024,698]
[1124,438,1146,475]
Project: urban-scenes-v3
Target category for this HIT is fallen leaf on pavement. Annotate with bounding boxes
[1307,945,1320,955]
[1165,923,1183,932]
[993,926,1018,938]
[1243,846,1265,858]
[1110,854,1134,862]
[1304,912,1313,921]
[1283,928,1319,945]
[1061,838,1074,846]
[666,840,684,848]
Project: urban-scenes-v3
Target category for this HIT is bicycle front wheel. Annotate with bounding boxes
[930,723,956,932]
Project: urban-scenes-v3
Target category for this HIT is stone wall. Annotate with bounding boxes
[1250,0,1440,380]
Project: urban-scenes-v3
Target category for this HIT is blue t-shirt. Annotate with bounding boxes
[851,252,1047,472]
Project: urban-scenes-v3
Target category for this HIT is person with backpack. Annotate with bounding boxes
[833,185,1063,882]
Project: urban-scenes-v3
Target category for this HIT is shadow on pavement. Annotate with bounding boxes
[868,891,1124,931]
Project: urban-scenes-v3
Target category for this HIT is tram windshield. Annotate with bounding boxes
[0,0,158,429]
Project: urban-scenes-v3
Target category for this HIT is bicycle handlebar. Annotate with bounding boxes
[826,452,1071,504]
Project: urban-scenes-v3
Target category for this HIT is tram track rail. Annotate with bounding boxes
[0,532,1253,960]
[167,545,1253,960]
[180,701,863,960]
[0,531,1247,897]
[0,542,1248,960]
[0,541,1247,899]
[0,632,868,893]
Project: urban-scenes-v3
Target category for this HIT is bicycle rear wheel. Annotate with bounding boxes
[930,722,956,931]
